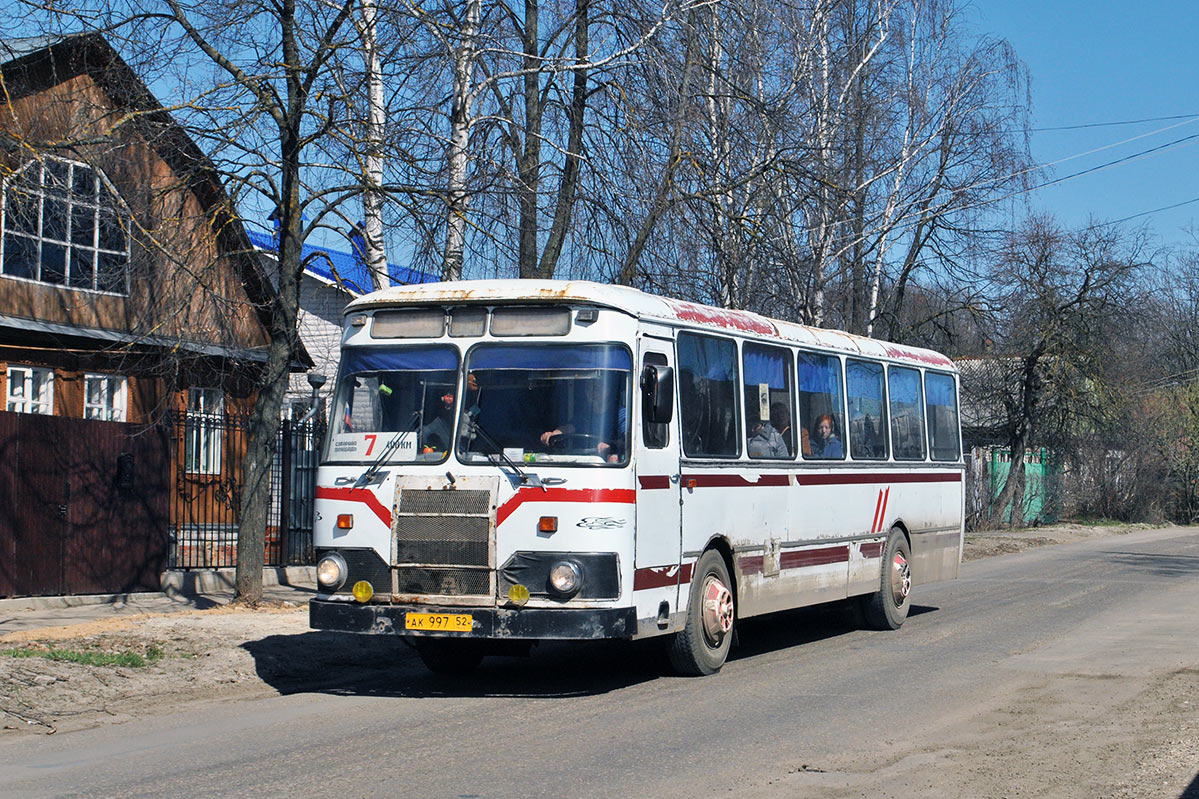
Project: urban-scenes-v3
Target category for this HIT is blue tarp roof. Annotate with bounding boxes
[246,229,437,295]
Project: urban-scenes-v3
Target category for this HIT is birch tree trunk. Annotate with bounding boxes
[359,0,389,290]
[443,0,481,281]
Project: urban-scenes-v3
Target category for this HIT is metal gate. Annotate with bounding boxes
[0,412,170,598]
[167,413,324,569]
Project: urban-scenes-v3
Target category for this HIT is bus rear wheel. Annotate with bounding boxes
[668,549,735,676]
[861,527,912,630]
[413,637,485,675]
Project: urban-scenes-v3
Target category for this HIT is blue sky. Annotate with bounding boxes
[974,0,1199,248]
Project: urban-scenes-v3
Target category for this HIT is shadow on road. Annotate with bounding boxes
[730,600,939,663]
[242,631,667,699]
[242,600,939,699]
[1100,551,1199,578]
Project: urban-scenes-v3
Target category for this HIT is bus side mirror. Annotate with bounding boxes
[641,364,674,424]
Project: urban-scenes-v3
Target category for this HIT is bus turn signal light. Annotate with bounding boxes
[538,516,558,533]
[336,514,354,530]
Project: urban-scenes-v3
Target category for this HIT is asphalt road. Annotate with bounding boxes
[2,526,1197,798]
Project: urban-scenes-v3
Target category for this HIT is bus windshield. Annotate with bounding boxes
[458,343,631,466]
[324,346,459,463]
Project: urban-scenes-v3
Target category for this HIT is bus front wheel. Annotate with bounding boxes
[668,549,735,676]
[861,527,912,630]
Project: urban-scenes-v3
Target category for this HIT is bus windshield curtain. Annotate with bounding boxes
[341,346,457,373]
[468,345,631,371]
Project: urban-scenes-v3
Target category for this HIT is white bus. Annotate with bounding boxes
[308,281,964,675]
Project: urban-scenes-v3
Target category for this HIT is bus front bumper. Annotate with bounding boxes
[309,597,638,640]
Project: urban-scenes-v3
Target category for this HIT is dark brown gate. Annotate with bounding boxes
[0,412,170,598]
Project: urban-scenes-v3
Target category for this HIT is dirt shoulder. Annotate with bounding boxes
[0,521,1166,740]
[962,520,1156,561]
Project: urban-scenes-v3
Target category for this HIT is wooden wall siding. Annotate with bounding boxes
[0,70,269,353]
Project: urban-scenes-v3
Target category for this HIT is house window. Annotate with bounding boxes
[1,156,130,293]
[6,366,54,415]
[185,388,224,474]
[85,374,128,421]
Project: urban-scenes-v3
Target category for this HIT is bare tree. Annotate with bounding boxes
[976,217,1147,526]
[20,0,381,601]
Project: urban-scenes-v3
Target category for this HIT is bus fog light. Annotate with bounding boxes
[316,553,347,590]
[508,584,530,606]
[548,561,583,597]
[352,580,374,603]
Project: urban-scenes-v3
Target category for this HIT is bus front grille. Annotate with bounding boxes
[394,566,491,596]
[392,485,495,598]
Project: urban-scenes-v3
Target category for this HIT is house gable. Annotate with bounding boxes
[0,35,284,371]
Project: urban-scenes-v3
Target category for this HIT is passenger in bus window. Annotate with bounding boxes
[810,414,844,458]
[419,392,456,453]
[747,416,788,458]
[770,402,794,456]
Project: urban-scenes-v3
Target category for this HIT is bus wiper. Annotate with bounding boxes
[464,405,545,491]
[354,410,418,488]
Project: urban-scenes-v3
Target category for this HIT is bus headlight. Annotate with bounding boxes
[316,552,348,591]
[548,560,583,597]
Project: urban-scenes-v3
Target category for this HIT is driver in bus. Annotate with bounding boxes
[539,383,626,462]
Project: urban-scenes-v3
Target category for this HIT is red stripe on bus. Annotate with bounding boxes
[681,474,791,488]
[315,486,393,528]
[878,487,891,532]
[779,546,849,569]
[638,475,672,490]
[495,487,635,527]
[871,490,884,534]
[739,554,765,575]
[796,472,960,486]
[860,541,885,558]
[633,563,694,591]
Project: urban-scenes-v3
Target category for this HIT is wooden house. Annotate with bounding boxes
[0,34,309,596]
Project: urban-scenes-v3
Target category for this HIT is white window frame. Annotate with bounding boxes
[0,155,131,294]
[184,387,224,475]
[6,366,54,415]
[84,373,128,422]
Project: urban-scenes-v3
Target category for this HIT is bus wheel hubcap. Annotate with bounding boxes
[701,575,734,644]
[890,552,911,605]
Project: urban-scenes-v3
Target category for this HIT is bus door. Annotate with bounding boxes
[633,332,683,623]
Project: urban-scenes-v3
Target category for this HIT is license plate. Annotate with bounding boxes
[405,612,473,632]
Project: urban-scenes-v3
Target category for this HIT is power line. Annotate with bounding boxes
[1101,195,1199,227]
[1029,113,1199,132]
[1034,131,1199,192]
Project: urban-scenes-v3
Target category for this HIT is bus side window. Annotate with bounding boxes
[798,351,846,460]
[925,372,961,461]
[677,332,740,458]
[642,352,670,449]
[888,366,926,460]
[743,342,795,459]
[847,360,888,460]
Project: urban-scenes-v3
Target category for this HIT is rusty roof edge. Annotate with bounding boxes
[344,280,956,371]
